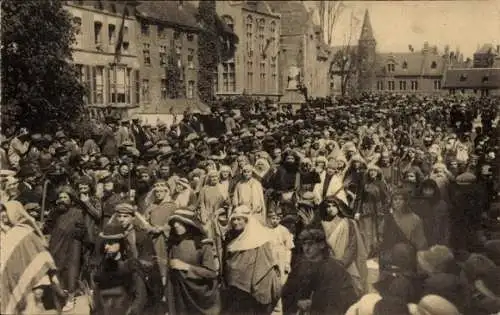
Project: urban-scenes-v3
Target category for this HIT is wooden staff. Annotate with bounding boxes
[40,179,50,225]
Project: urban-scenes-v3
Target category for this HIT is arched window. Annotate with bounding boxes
[270,21,276,35]
[431,61,437,69]
[222,15,234,31]
[402,61,408,69]
[246,15,253,53]
[109,3,116,13]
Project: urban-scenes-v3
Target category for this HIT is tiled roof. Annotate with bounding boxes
[242,1,273,15]
[443,68,500,89]
[375,52,446,76]
[136,1,199,30]
[268,1,310,35]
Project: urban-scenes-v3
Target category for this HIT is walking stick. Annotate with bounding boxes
[40,179,50,226]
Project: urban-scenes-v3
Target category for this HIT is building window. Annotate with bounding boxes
[158,26,166,39]
[187,80,195,99]
[141,22,149,36]
[142,79,150,103]
[431,61,437,69]
[260,61,266,92]
[134,70,140,104]
[161,79,167,100]
[187,33,194,41]
[270,21,276,35]
[94,1,103,10]
[174,30,181,40]
[122,26,130,51]
[402,61,408,69]
[411,80,418,90]
[187,48,195,69]
[94,21,103,45]
[482,75,489,82]
[160,45,167,66]
[214,70,219,94]
[92,66,104,104]
[459,74,467,81]
[258,19,265,54]
[143,43,151,65]
[387,63,395,72]
[399,80,407,90]
[108,24,116,45]
[222,60,236,92]
[247,61,253,90]
[271,57,277,90]
[377,81,384,90]
[223,15,234,31]
[388,81,395,90]
[73,16,82,35]
[434,80,441,90]
[246,15,253,53]
[109,3,116,13]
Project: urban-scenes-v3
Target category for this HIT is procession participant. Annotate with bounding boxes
[98,117,119,160]
[172,177,196,208]
[143,179,176,289]
[91,221,148,315]
[100,172,124,225]
[44,185,84,311]
[355,164,390,255]
[282,228,358,315]
[1,200,67,315]
[223,205,281,315]
[232,164,266,223]
[379,189,428,271]
[166,209,221,315]
[198,169,227,239]
[8,128,30,172]
[218,165,233,200]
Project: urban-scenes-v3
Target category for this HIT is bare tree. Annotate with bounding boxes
[329,11,361,96]
[319,1,345,45]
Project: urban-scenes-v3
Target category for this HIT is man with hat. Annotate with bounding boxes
[91,220,148,315]
[100,171,123,225]
[99,117,119,160]
[116,118,134,148]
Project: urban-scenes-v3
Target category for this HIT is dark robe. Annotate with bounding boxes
[282,257,357,315]
[167,239,220,315]
[46,206,83,293]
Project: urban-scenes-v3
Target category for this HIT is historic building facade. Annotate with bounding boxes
[443,44,500,96]
[65,0,141,118]
[215,1,281,100]
[268,1,332,104]
[135,1,208,116]
[332,9,460,96]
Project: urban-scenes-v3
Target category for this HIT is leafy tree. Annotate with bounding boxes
[1,0,85,133]
[197,0,238,105]
[166,39,183,99]
[330,46,358,96]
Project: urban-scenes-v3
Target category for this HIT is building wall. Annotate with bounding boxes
[65,2,141,112]
[216,2,280,99]
[137,20,199,113]
[373,76,446,95]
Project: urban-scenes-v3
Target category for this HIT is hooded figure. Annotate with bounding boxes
[411,179,450,247]
[223,205,281,315]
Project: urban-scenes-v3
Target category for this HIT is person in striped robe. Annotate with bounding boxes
[1,200,67,315]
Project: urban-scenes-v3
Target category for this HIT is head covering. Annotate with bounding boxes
[417,245,454,274]
[99,221,127,240]
[462,253,496,282]
[455,172,476,185]
[2,200,32,226]
[168,209,204,233]
[373,297,411,315]
[115,203,135,215]
[475,266,500,299]
[484,240,500,265]
[227,205,273,252]
[412,295,460,315]
[175,177,191,189]
[422,273,465,310]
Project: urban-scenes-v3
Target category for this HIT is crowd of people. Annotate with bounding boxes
[1,92,500,315]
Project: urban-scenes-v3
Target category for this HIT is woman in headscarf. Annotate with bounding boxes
[1,200,67,315]
[172,177,196,208]
[218,165,233,200]
[166,209,220,315]
[253,158,271,183]
[232,164,266,223]
[223,205,281,315]
[198,169,226,239]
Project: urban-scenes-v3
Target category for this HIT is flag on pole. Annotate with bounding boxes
[114,4,128,64]
[1,225,56,314]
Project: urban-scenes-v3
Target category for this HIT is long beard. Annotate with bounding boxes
[283,162,298,172]
[136,181,151,194]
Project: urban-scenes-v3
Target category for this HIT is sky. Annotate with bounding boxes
[304,0,500,58]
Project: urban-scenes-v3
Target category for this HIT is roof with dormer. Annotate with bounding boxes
[443,68,500,89]
[374,51,448,77]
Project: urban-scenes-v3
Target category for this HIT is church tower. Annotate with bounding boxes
[357,9,377,92]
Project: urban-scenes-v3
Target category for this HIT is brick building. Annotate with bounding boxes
[215,1,281,101]
[332,10,460,96]
[268,1,332,104]
[135,1,209,117]
[65,0,141,119]
[443,44,500,96]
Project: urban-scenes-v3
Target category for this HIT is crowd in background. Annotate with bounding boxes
[1,92,500,315]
